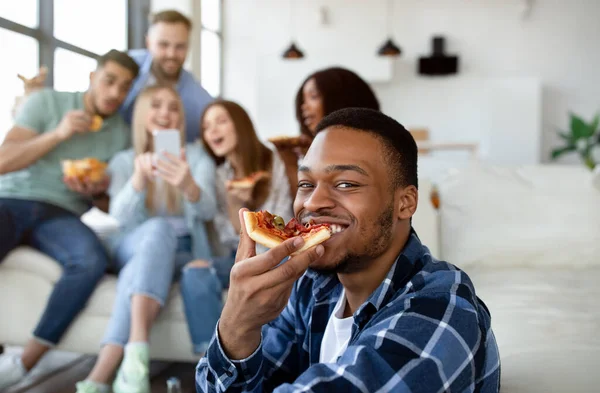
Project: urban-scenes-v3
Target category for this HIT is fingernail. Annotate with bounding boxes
[293,237,304,248]
[316,245,324,256]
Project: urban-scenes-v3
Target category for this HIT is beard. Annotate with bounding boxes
[315,201,395,275]
[154,59,183,80]
[88,90,107,117]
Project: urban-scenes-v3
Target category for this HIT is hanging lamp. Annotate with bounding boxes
[377,0,401,57]
[282,0,305,59]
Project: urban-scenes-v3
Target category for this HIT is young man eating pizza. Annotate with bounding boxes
[195,108,501,392]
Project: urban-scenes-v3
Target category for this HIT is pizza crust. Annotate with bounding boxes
[228,171,270,190]
[243,211,331,255]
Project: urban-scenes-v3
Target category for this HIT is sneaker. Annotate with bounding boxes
[112,343,150,393]
[0,353,27,390]
[75,380,110,393]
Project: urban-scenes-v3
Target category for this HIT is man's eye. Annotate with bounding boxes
[297,182,313,189]
[336,182,356,189]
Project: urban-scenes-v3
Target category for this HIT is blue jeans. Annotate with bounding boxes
[179,250,235,354]
[0,198,108,345]
[103,217,223,353]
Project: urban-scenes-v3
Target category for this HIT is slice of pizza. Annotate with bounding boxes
[268,135,310,148]
[62,158,108,182]
[89,115,103,132]
[227,171,271,189]
[243,210,332,255]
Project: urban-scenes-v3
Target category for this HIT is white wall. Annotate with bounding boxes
[222,0,600,165]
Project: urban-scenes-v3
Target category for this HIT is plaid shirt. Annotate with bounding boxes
[196,231,501,392]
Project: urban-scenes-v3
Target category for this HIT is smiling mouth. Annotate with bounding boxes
[303,219,349,235]
[329,224,347,234]
[156,120,170,128]
[303,115,315,126]
[212,137,224,146]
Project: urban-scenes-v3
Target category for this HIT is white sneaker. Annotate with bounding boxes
[0,353,27,390]
[112,343,150,393]
[75,379,110,393]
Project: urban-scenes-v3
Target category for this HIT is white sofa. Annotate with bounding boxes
[1,164,599,391]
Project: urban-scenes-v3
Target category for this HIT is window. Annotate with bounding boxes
[200,0,222,98]
[54,0,127,54]
[201,29,221,98]
[0,1,38,28]
[54,48,98,92]
[0,28,38,142]
[0,0,149,142]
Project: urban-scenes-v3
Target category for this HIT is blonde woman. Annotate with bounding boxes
[76,85,221,393]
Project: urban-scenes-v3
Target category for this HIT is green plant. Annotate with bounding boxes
[551,112,600,170]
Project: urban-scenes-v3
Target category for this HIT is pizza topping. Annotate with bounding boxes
[273,215,285,230]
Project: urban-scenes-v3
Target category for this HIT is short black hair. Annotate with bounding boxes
[315,107,418,189]
[295,67,380,138]
[97,49,140,79]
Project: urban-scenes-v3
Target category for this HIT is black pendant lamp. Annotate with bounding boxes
[282,0,305,59]
[377,0,401,57]
[282,42,304,59]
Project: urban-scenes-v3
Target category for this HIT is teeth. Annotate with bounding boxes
[330,224,344,234]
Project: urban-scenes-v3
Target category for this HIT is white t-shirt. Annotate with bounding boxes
[319,289,354,363]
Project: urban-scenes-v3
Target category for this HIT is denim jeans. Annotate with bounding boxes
[0,198,108,345]
[103,217,223,353]
[179,249,235,354]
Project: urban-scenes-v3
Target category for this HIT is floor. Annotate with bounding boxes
[2,346,197,393]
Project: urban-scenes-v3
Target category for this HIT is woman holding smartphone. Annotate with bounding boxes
[75,85,221,393]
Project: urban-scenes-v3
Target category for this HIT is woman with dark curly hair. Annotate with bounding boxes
[274,67,380,195]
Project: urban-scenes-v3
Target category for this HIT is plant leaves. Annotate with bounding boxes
[570,113,589,139]
[590,113,600,136]
[550,145,576,160]
[558,131,573,142]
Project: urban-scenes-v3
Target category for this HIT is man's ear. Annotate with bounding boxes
[396,185,418,220]
[89,71,95,83]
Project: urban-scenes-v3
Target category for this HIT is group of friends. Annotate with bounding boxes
[0,9,501,393]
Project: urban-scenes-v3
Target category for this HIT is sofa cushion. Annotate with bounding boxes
[439,164,600,268]
[465,265,600,390]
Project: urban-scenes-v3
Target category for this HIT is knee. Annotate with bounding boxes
[184,259,211,269]
[68,240,108,281]
[140,217,176,245]
[180,262,221,293]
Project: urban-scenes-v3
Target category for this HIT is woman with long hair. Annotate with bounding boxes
[179,99,293,293]
[275,66,380,195]
[76,85,221,393]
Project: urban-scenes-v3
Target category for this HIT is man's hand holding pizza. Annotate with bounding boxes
[217,208,325,360]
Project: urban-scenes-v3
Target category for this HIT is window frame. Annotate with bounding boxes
[199,0,223,97]
[0,0,150,88]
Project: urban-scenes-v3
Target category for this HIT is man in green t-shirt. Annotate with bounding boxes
[0,50,139,389]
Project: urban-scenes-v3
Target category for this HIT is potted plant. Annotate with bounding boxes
[551,112,600,170]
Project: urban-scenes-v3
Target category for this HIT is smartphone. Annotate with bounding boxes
[153,129,181,162]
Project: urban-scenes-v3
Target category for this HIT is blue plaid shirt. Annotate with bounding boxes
[196,231,501,392]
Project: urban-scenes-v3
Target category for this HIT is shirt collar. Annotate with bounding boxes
[310,229,427,318]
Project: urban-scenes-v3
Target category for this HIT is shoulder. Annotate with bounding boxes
[186,143,215,166]
[186,142,209,160]
[179,73,212,98]
[109,148,135,168]
[26,88,63,106]
[126,49,149,65]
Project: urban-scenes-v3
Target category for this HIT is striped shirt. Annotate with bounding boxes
[195,231,501,393]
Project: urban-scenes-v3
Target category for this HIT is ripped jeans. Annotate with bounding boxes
[102,217,222,354]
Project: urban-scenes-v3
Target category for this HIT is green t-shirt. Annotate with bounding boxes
[0,89,130,216]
